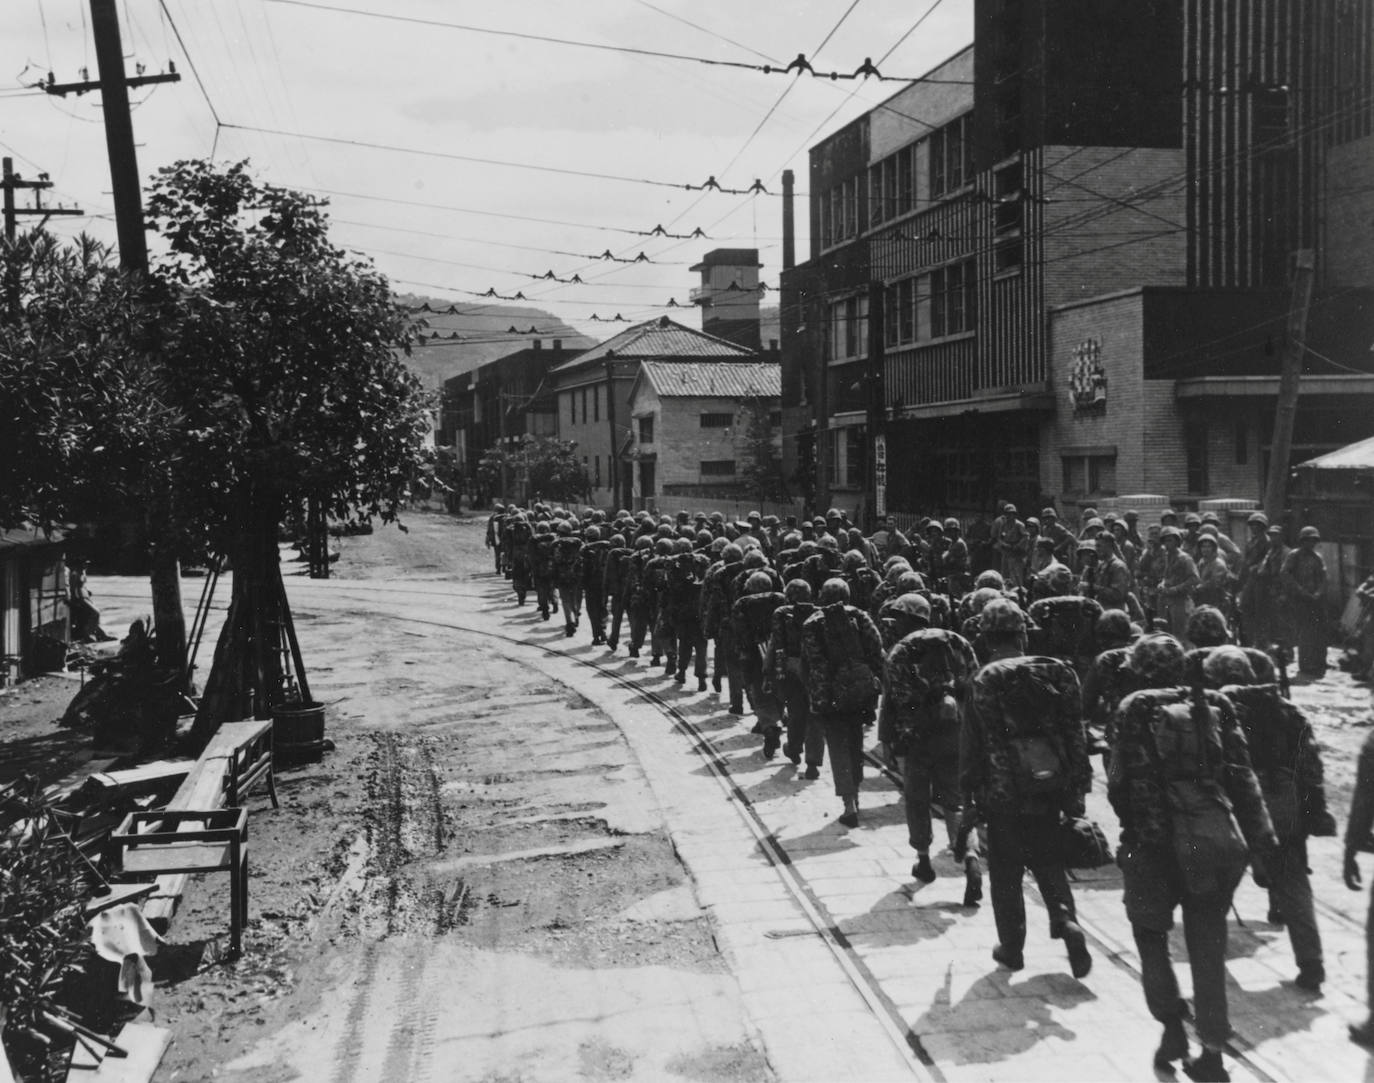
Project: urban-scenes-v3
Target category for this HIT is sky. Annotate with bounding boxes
[2,0,973,344]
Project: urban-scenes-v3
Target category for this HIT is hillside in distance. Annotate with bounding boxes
[395,292,599,388]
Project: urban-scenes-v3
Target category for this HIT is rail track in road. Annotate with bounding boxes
[306,575,1294,1083]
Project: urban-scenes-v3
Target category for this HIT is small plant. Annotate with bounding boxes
[0,777,96,1077]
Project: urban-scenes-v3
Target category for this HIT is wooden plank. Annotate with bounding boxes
[66,1021,171,1081]
[86,761,192,795]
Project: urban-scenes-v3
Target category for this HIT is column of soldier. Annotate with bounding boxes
[483,499,1361,1083]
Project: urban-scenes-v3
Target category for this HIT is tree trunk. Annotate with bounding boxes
[189,487,292,748]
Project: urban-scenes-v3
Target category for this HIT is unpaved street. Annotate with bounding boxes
[85,508,1374,1083]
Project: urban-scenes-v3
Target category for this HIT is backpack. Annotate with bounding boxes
[1145,690,1249,894]
[998,658,1071,797]
[818,605,879,715]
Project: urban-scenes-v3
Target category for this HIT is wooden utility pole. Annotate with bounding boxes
[84,0,189,684]
[604,359,620,507]
[1262,249,1316,518]
[2,157,84,316]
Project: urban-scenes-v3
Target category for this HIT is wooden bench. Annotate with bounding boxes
[133,719,278,930]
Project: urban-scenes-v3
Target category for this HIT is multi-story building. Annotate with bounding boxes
[782,0,1374,524]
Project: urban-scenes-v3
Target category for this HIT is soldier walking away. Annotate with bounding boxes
[800,578,885,828]
[1202,646,1336,991]
[624,536,655,657]
[959,599,1093,980]
[506,513,533,606]
[667,543,709,690]
[1108,634,1277,1082]
[485,503,507,573]
[602,533,632,649]
[1343,727,1374,1048]
[769,580,823,779]
[1283,526,1329,679]
[530,521,558,620]
[1236,512,1271,646]
[733,572,787,755]
[551,521,584,638]
[883,625,984,905]
[580,526,611,645]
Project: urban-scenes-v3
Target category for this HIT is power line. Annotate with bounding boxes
[220,121,771,193]
[157,0,220,126]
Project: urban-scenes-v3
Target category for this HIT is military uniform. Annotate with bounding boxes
[1283,535,1328,676]
[550,531,584,637]
[580,535,611,644]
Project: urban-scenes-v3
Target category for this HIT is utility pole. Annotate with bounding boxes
[83,0,188,684]
[604,359,620,508]
[865,279,885,531]
[2,158,84,315]
[1262,249,1316,519]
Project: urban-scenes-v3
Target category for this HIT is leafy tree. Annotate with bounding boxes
[142,160,432,739]
[739,396,788,503]
[478,436,591,504]
[0,231,170,530]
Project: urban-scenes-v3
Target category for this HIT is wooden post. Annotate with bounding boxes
[1262,249,1316,518]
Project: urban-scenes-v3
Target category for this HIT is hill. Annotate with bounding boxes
[395,293,598,388]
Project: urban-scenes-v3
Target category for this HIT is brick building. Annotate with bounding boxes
[781,0,1374,524]
[546,316,760,508]
[625,362,781,510]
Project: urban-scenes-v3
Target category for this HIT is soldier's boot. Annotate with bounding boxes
[912,852,935,883]
[839,795,859,829]
[761,726,781,759]
[1154,1014,1190,1070]
[963,855,983,907]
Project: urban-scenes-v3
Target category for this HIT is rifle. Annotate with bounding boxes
[1271,642,1293,699]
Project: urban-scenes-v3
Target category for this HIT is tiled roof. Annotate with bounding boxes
[1298,434,1374,471]
[641,361,780,399]
[551,316,753,373]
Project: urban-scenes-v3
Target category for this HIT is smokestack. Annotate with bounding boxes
[782,169,795,271]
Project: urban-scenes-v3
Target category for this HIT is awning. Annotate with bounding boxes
[894,389,1056,421]
[1175,374,1374,399]
[1296,434,1374,471]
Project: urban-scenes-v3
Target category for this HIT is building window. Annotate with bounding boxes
[580,388,588,424]
[593,385,600,423]
[1185,419,1209,494]
[883,285,898,348]
[700,460,736,476]
[568,392,575,426]
[995,237,1023,274]
[931,260,976,338]
[898,278,915,343]
[768,410,782,427]
[897,147,913,216]
[845,427,866,489]
[844,177,858,238]
[930,113,974,199]
[1061,454,1117,496]
[594,455,601,487]
[883,155,898,221]
[700,412,733,429]
[638,415,654,443]
[868,165,883,227]
[844,295,859,357]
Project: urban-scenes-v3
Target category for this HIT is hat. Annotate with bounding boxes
[1128,633,1185,685]
[1025,517,1041,529]
[556,520,573,535]
[1096,609,1135,647]
[1161,508,1179,521]
[1203,645,1256,688]
[980,598,1026,635]
[745,571,774,594]
[889,592,932,621]
[1123,509,1139,520]
[1184,513,1202,527]
[1041,507,1058,519]
[1299,525,1321,541]
[1201,511,1221,524]
[784,579,813,604]
[818,578,850,605]
[1186,604,1230,647]
[1003,502,1017,514]
[1247,512,1269,528]
[974,569,1005,590]
[943,517,961,532]
[1161,526,1183,541]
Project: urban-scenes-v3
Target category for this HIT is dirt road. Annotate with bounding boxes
[115,511,770,1082]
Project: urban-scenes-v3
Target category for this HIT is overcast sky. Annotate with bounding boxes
[3,0,973,341]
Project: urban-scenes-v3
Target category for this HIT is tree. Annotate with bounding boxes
[477,436,591,504]
[142,160,431,740]
[739,396,788,504]
[0,231,170,531]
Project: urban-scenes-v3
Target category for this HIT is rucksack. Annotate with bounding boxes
[1144,690,1249,895]
[817,604,879,715]
[998,658,1071,797]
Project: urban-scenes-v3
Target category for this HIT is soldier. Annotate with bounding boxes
[959,599,1093,978]
[602,533,632,650]
[1027,594,1104,675]
[885,625,984,905]
[580,526,611,645]
[1343,728,1374,1048]
[942,518,971,595]
[702,543,746,706]
[1237,512,1272,647]
[1156,526,1199,641]
[644,537,678,670]
[550,520,584,637]
[769,579,823,779]
[1194,533,1236,616]
[506,513,534,606]
[1040,507,1075,563]
[994,504,1029,587]
[800,578,885,828]
[842,550,882,612]
[1283,526,1328,678]
[530,521,558,620]
[1081,609,1143,763]
[667,542,710,690]
[1084,533,1133,610]
[733,572,787,755]
[1135,524,1165,627]
[1203,646,1336,990]
[625,536,655,657]
[485,502,507,573]
[1108,634,1276,1080]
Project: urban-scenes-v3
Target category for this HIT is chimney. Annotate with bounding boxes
[782,169,795,271]
[689,247,763,353]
